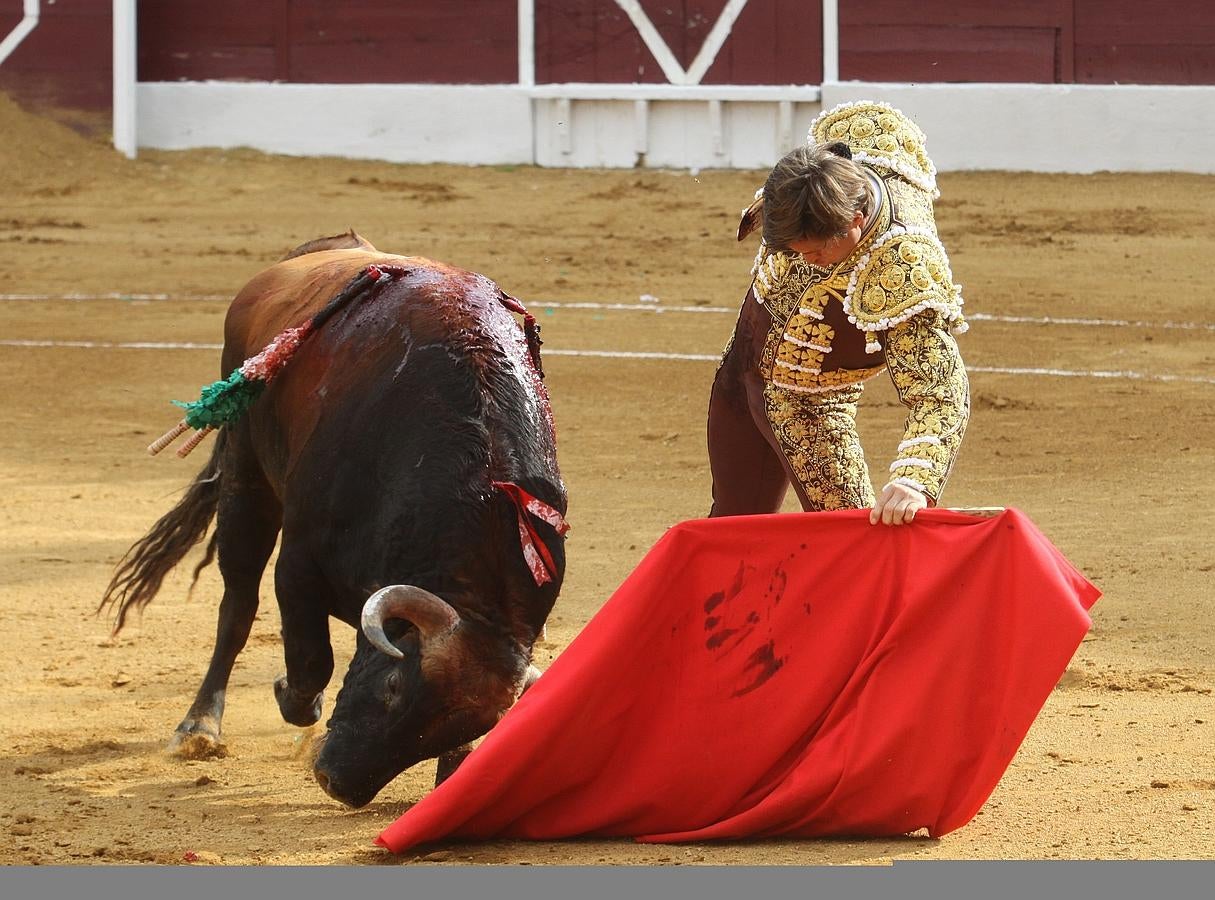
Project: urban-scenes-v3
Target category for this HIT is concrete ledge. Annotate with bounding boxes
[822,82,1215,174]
[529,83,821,102]
[532,97,822,169]
[136,81,1215,172]
[138,82,534,165]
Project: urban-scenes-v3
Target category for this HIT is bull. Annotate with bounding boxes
[100,232,568,807]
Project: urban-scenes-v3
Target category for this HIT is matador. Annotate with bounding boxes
[708,101,970,523]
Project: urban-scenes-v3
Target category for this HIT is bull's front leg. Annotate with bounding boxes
[522,663,543,694]
[273,559,334,727]
[274,675,327,727]
[434,746,473,786]
[432,664,543,786]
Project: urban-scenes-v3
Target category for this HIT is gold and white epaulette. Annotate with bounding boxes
[809,101,939,199]
[751,240,791,302]
[842,226,967,352]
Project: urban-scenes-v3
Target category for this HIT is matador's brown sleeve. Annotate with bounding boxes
[881,310,970,502]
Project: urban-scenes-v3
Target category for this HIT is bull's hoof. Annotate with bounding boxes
[274,675,323,727]
[168,723,229,761]
[434,747,473,787]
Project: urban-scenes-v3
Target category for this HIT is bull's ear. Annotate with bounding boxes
[737,195,763,242]
[346,228,377,253]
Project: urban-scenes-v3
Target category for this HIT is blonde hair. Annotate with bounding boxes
[761,144,872,250]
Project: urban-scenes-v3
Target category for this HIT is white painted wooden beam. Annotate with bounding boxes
[517,0,535,87]
[615,0,687,84]
[778,99,794,151]
[633,99,649,155]
[112,0,137,159]
[0,0,40,66]
[529,84,821,102]
[709,99,725,155]
[615,0,751,86]
[822,0,839,83]
[685,0,750,85]
[555,97,572,155]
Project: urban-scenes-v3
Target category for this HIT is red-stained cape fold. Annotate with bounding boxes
[376,508,1100,851]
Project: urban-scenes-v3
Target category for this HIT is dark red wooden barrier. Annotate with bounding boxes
[2,2,1213,117]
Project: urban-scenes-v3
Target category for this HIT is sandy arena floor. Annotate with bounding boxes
[0,93,1212,865]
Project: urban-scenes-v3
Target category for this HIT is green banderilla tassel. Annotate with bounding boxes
[173,370,266,430]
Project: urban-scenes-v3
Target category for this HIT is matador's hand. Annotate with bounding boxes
[870,481,929,526]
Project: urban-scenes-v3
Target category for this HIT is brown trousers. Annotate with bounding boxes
[707,290,875,517]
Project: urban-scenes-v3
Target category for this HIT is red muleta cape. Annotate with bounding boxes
[377,508,1100,851]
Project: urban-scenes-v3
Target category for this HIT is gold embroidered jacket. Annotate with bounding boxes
[746,102,970,501]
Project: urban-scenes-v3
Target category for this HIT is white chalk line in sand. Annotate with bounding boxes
[2,339,1213,386]
[2,293,1214,333]
[2,339,224,350]
[540,303,1215,333]
[0,293,229,302]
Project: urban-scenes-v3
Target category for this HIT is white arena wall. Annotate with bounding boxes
[135,80,1215,174]
[137,83,536,167]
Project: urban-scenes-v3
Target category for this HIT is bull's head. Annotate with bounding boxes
[312,585,528,807]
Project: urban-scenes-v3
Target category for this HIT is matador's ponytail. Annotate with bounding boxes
[761,143,870,250]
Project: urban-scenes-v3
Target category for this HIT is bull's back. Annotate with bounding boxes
[225,250,554,497]
[223,250,424,370]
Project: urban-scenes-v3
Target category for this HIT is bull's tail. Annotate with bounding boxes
[99,429,227,633]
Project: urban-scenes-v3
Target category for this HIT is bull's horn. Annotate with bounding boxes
[361,585,460,659]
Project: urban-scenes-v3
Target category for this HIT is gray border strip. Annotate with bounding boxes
[1,862,1212,900]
